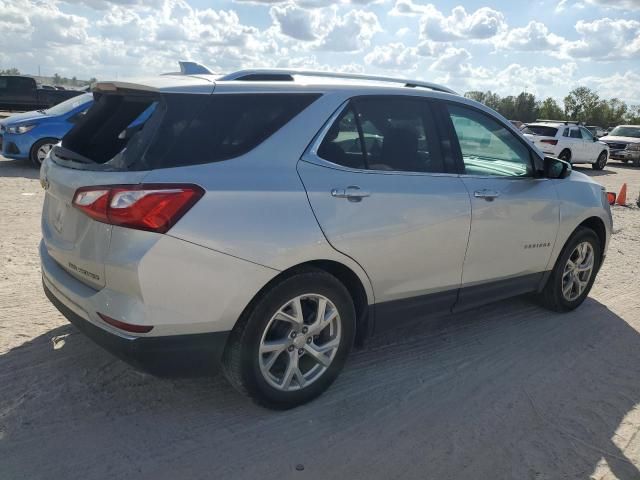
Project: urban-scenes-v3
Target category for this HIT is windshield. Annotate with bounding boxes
[45,93,93,116]
[608,126,640,138]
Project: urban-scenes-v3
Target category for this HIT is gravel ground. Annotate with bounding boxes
[1,157,639,480]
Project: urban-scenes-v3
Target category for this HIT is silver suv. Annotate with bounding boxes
[40,69,612,409]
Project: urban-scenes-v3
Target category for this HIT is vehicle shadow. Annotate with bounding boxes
[1,297,640,480]
[574,165,617,177]
[0,157,39,179]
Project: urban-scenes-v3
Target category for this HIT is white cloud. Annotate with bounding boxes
[577,70,640,103]
[429,47,472,74]
[364,42,419,69]
[318,9,381,51]
[418,5,507,42]
[585,0,640,10]
[270,3,318,41]
[563,18,640,60]
[501,21,565,51]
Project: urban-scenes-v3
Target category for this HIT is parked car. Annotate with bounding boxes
[599,125,640,166]
[523,120,609,170]
[40,69,612,409]
[0,93,93,166]
[0,75,83,111]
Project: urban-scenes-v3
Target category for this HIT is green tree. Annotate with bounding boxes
[514,92,537,122]
[52,73,62,85]
[564,86,600,122]
[0,67,20,75]
[537,97,564,120]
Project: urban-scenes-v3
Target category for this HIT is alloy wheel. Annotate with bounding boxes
[36,143,54,164]
[258,294,341,392]
[562,241,595,301]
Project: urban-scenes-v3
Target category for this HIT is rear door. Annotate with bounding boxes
[439,101,560,309]
[299,96,472,327]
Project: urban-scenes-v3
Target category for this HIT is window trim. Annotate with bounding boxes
[302,95,459,177]
[434,99,544,179]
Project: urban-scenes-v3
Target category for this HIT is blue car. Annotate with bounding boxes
[0,93,93,166]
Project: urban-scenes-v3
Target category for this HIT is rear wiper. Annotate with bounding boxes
[51,145,96,164]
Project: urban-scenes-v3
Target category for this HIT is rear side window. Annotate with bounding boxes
[569,128,582,139]
[317,96,446,174]
[61,92,320,170]
[526,126,558,137]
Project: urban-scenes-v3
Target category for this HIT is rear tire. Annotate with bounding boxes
[592,151,607,170]
[558,149,571,163]
[222,269,356,409]
[634,158,640,167]
[29,138,58,167]
[538,227,601,313]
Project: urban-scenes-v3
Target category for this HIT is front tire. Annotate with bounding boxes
[222,270,356,409]
[538,227,601,312]
[592,151,608,170]
[29,138,58,167]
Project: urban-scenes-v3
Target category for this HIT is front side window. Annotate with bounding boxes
[447,104,532,177]
[580,127,594,141]
[317,97,446,174]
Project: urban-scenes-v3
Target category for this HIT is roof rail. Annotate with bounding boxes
[535,118,583,125]
[218,69,458,95]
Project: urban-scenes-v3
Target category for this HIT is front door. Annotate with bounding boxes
[441,102,560,309]
[298,96,472,328]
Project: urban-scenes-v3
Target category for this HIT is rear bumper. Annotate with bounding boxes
[43,280,230,376]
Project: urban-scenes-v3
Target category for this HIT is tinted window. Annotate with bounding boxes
[526,125,558,137]
[569,128,582,139]
[318,97,445,174]
[0,78,7,89]
[580,127,594,141]
[9,77,34,91]
[562,128,569,137]
[62,93,319,169]
[447,104,532,177]
[317,107,366,169]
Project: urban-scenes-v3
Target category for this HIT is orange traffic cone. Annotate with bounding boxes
[617,183,627,206]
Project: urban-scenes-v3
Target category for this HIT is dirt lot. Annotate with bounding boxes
[1,157,639,480]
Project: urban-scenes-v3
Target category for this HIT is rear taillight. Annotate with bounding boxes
[540,139,558,145]
[73,184,204,233]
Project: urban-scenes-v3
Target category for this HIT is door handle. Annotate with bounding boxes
[474,189,501,201]
[331,185,371,202]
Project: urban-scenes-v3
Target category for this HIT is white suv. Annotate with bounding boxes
[524,121,609,170]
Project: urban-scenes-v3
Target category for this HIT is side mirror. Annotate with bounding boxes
[544,156,571,179]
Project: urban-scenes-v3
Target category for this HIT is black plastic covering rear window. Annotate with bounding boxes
[525,125,558,137]
[61,92,321,170]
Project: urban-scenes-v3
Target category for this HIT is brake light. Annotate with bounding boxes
[607,192,617,205]
[97,313,153,333]
[73,184,204,233]
[540,139,558,145]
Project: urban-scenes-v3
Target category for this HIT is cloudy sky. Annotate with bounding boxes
[1,0,639,102]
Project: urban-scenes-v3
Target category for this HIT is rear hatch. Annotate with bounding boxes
[40,76,214,289]
[523,124,559,152]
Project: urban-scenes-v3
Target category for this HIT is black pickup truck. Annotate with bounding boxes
[0,76,84,111]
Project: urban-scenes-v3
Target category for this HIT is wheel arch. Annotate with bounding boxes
[238,260,373,346]
[578,216,607,258]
